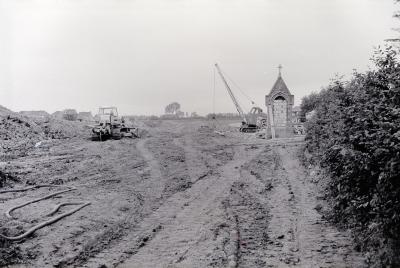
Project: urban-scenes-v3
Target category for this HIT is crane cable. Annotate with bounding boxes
[213,67,216,115]
[219,68,260,107]
[213,64,249,114]
[211,65,227,129]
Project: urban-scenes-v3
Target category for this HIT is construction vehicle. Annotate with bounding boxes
[91,107,139,141]
[215,63,268,132]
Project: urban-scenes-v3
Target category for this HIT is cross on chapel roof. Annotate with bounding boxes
[269,65,291,95]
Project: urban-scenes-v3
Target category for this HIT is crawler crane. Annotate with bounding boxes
[214,63,267,132]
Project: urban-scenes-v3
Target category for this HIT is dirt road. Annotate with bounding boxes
[1,119,365,267]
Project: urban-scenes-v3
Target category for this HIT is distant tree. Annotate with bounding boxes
[191,112,198,117]
[176,111,185,118]
[300,91,320,117]
[388,0,400,41]
[165,102,181,115]
[206,113,240,119]
[62,109,78,121]
[149,115,159,120]
[206,113,216,119]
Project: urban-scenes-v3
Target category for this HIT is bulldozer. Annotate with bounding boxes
[91,107,139,141]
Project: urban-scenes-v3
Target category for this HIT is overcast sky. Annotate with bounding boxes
[0,0,398,116]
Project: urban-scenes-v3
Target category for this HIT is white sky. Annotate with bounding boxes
[0,0,398,116]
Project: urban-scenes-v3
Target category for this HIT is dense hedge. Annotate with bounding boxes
[303,47,400,266]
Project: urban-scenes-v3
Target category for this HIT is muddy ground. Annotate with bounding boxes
[1,119,366,267]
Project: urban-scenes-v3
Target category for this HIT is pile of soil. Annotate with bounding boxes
[0,105,88,160]
[19,110,49,118]
[0,238,23,267]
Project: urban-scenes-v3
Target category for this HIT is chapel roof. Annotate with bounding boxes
[269,72,291,95]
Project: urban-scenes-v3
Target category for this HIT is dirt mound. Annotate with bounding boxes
[33,117,87,139]
[0,238,22,267]
[0,106,88,160]
[0,105,13,117]
[0,109,43,159]
[51,111,64,119]
[77,111,94,122]
[19,110,49,118]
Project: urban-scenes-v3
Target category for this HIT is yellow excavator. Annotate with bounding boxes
[215,63,267,132]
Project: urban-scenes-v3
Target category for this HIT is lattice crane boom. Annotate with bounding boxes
[214,63,247,123]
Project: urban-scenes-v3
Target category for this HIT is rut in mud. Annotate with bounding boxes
[1,120,366,267]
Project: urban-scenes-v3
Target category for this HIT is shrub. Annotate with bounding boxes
[303,47,400,266]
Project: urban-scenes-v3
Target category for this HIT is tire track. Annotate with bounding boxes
[276,145,366,267]
[118,136,264,267]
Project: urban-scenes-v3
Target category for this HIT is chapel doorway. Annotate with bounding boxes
[273,96,287,126]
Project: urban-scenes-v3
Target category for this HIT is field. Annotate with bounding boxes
[1,118,366,267]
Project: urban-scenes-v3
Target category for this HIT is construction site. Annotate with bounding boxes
[3,0,399,267]
[0,65,367,267]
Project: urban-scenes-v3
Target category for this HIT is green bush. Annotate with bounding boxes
[303,47,400,266]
